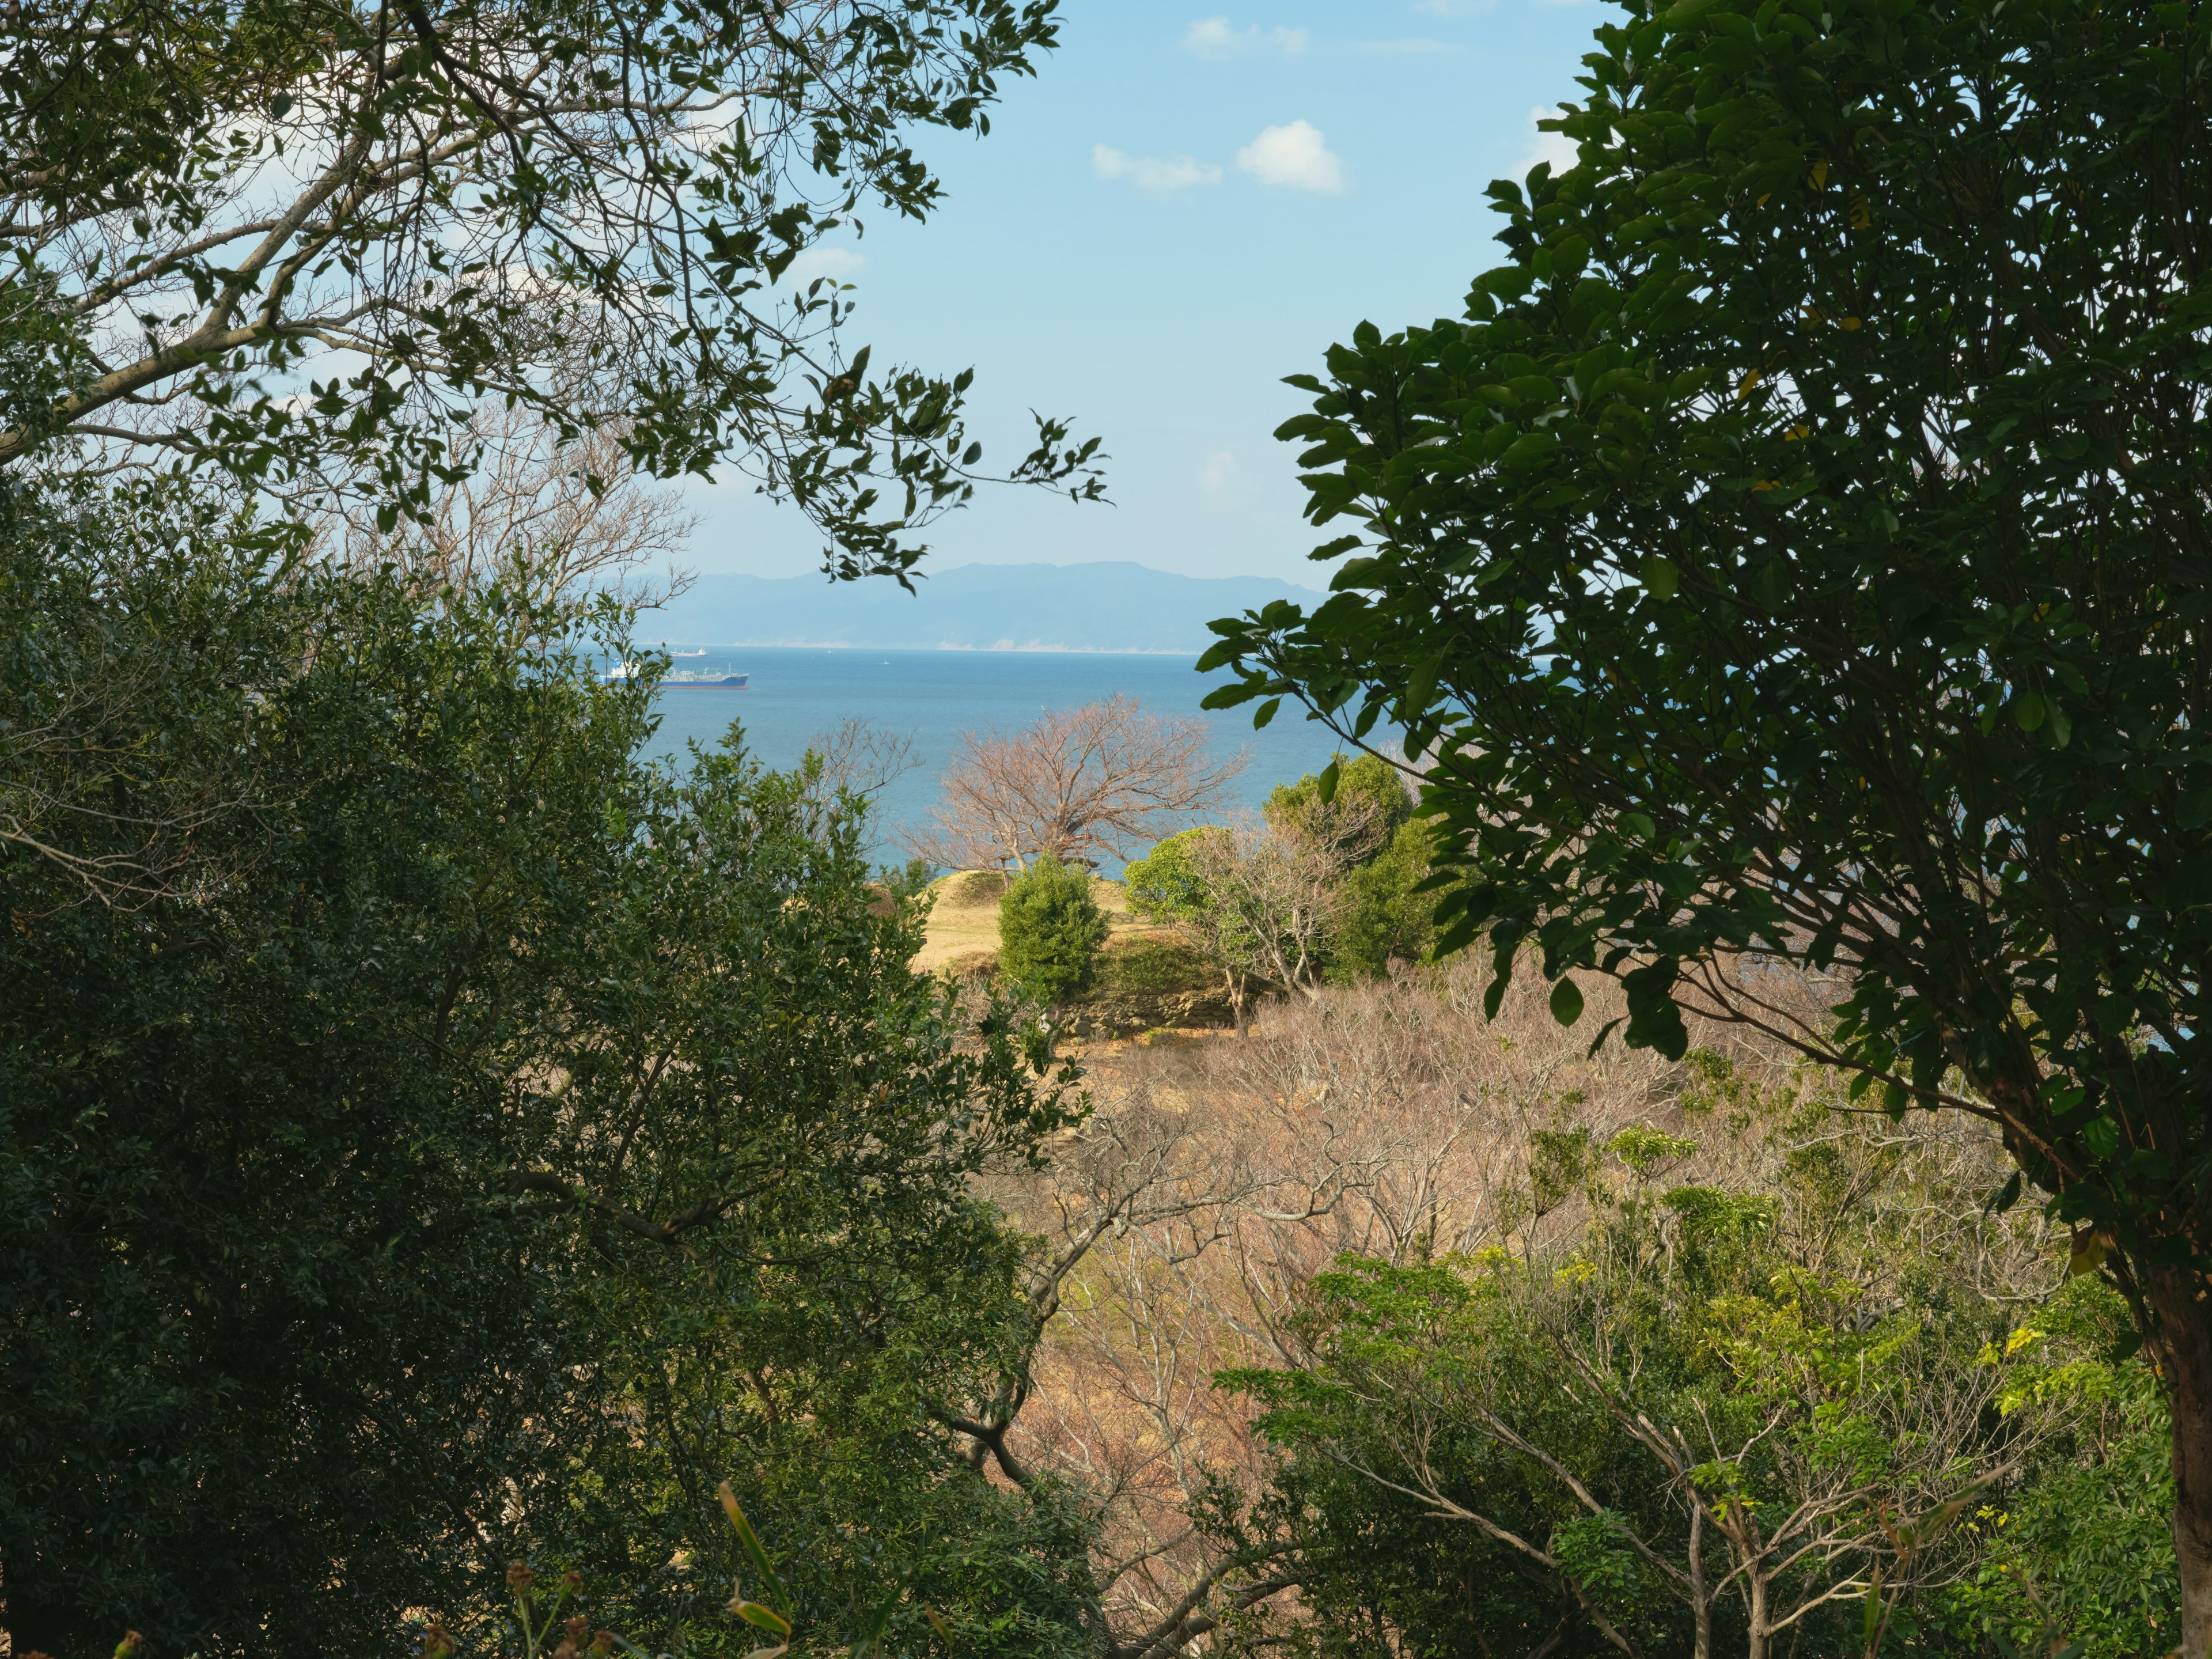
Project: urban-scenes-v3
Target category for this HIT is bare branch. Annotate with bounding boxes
[329,398,698,619]
[906,696,1246,872]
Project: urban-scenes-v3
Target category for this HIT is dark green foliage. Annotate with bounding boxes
[0,1,1113,1643]
[996,858,1108,1007]
[1,489,626,1658]
[0,483,1093,1659]
[0,1,316,225]
[1330,819,1440,982]
[1197,0,2212,1597]
[1275,752,1437,982]
[1201,0,2212,1250]
[1096,934,1217,997]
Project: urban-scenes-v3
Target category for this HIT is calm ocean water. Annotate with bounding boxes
[632,646,1353,872]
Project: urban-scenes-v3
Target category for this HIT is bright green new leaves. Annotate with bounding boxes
[1199,0,2212,1326]
[1222,1065,2166,1658]
[1121,830,1214,924]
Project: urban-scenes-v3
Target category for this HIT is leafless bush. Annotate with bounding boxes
[905,696,1246,873]
[942,961,1666,1652]
[806,716,922,801]
[937,955,2042,1659]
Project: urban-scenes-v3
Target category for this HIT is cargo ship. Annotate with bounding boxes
[603,662,748,688]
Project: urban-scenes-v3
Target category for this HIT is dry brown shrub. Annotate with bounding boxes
[965,953,2029,1658]
[971,959,1661,1651]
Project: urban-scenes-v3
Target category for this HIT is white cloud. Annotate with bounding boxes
[783,246,865,287]
[1513,106,1580,181]
[1197,449,1255,513]
[1093,144,1224,193]
[1234,120,1346,194]
[1186,16,1239,55]
[1184,16,1309,58]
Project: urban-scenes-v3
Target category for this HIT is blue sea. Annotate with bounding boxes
[632,646,1354,872]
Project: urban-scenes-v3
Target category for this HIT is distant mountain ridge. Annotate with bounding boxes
[647,560,1326,654]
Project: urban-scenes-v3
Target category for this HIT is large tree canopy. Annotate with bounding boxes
[1,6,1116,1653]
[0,479,1088,1659]
[1199,0,2212,1641]
[0,0,1100,576]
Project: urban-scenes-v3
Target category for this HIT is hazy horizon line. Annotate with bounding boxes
[643,639,1212,656]
[675,559,1327,589]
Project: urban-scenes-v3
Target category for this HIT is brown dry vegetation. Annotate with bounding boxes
[953,957,2034,1658]
[912,869,1172,978]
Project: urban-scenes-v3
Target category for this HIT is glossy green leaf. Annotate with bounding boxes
[1548,976,1585,1027]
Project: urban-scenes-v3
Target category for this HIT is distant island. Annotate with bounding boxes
[645,560,1328,654]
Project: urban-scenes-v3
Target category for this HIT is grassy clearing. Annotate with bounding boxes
[912,868,1173,976]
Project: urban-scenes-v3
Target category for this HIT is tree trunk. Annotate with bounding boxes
[1687,1503,1710,1659]
[1739,1509,1769,1659]
[2146,1260,2212,1659]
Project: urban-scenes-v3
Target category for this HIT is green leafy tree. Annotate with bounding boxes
[1119,821,1334,1024]
[0,0,1101,574]
[1225,1064,2136,1659]
[0,481,1091,1659]
[1120,829,1213,924]
[996,855,1108,1009]
[1941,1283,2180,1659]
[1267,752,1445,983]
[1331,820,1440,982]
[1124,800,1393,1023]
[1199,0,2212,1638]
[1264,750,1412,847]
[1122,828,1255,1029]
[1126,755,1421,1006]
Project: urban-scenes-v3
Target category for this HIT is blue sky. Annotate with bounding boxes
[686,0,1608,586]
